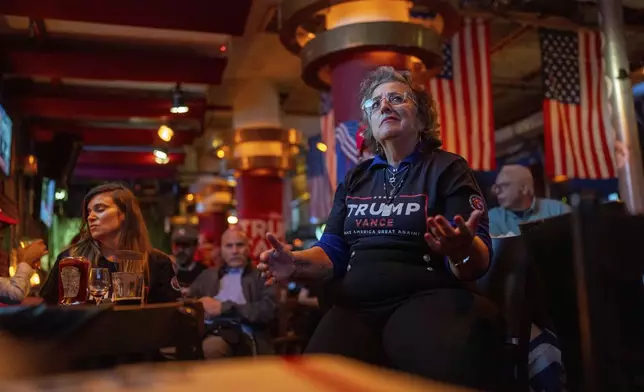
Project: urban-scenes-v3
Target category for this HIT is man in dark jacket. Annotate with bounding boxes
[187,228,276,358]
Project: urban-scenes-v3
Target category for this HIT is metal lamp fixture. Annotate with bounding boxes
[170,83,189,114]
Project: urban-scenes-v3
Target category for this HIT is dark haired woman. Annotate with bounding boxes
[259,67,504,389]
[40,183,179,304]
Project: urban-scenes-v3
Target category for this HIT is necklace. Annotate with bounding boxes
[383,168,409,203]
[386,165,409,184]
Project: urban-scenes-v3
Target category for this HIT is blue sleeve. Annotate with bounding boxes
[439,159,493,279]
[559,200,572,214]
[313,182,350,277]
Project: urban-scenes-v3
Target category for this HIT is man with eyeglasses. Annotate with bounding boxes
[488,164,570,237]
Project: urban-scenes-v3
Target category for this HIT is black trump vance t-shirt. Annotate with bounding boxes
[316,148,491,307]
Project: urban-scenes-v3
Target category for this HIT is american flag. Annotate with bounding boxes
[335,120,361,183]
[424,17,495,171]
[307,135,333,221]
[539,28,615,179]
[319,92,337,190]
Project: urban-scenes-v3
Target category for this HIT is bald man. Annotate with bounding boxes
[187,228,277,358]
[488,165,571,236]
[489,165,570,391]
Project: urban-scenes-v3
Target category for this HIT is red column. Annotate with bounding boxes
[330,51,408,124]
[235,173,286,260]
[198,212,228,245]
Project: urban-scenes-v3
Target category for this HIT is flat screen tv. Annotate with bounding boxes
[0,105,13,176]
[40,178,56,228]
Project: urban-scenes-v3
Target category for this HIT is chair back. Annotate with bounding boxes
[0,301,205,378]
[522,198,644,392]
[477,235,534,390]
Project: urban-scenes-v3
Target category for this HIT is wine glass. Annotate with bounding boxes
[89,268,110,306]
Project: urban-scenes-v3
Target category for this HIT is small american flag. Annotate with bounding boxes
[320,92,337,190]
[424,17,495,171]
[307,135,333,221]
[540,28,615,179]
[335,120,361,182]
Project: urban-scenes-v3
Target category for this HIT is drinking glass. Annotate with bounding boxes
[110,250,145,306]
[88,268,110,306]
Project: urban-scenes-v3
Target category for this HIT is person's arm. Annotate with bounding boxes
[487,208,503,237]
[437,159,493,281]
[147,251,181,303]
[187,268,216,298]
[0,263,34,305]
[2,240,49,304]
[261,181,350,283]
[558,200,572,214]
[297,287,319,308]
[220,275,277,324]
[292,181,350,280]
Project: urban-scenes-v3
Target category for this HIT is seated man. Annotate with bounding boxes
[489,165,571,236]
[488,165,568,391]
[171,227,207,288]
[187,228,276,359]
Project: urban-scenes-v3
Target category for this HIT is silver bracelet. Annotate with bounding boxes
[448,255,471,268]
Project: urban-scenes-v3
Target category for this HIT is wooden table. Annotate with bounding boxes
[0,355,472,392]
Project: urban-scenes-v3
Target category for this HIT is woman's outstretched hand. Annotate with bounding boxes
[258,233,295,285]
[424,210,482,260]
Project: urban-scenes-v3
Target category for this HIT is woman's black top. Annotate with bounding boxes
[40,249,181,305]
[315,149,492,307]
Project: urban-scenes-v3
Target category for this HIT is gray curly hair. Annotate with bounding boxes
[358,66,441,153]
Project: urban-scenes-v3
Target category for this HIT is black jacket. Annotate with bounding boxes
[188,264,277,354]
[40,249,180,305]
[188,264,276,326]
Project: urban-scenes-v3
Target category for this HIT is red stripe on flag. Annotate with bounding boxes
[541,29,615,179]
[426,18,495,171]
[457,20,471,162]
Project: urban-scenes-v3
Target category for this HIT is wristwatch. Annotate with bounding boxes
[447,255,471,268]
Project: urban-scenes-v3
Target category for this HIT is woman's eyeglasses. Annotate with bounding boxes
[362,92,415,116]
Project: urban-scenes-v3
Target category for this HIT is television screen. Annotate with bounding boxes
[0,105,13,176]
[40,178,56,228]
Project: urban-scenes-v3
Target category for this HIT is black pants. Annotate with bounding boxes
[305,288,505,390]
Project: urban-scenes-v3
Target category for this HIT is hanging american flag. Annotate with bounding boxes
[539,28,615,179]
[335,120,361,183]
[424,17,495,171]
[307,135,333,221]
[319,92,337,190]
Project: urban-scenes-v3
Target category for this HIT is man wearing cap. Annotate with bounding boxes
[171,226,207,288]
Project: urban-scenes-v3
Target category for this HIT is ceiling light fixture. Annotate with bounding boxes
[153,149,168,160]
[154,155,170,165]
[158,125,174,142]
[170,83,189,114]
[153,148,169,164]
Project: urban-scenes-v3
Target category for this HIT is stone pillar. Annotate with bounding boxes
[229,79,300,259]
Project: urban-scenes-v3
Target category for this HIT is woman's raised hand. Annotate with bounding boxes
[424,210,482,260]
[258,233,295,285]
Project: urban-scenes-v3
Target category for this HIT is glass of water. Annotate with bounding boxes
[88,268,110,306]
